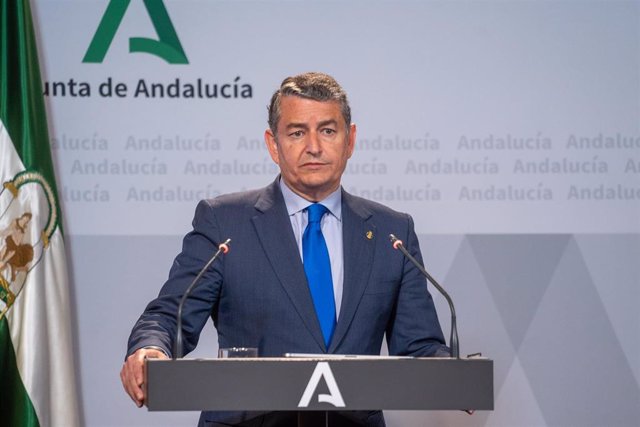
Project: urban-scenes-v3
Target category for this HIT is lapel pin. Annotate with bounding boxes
[366,230,374,240]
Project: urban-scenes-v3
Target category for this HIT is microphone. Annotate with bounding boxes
[389,234,459,359]
[173,238,231,359]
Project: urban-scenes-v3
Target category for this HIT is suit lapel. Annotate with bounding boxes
[329,190,376,352]
[251,180,326,351]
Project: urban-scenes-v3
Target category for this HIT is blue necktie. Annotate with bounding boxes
[302,203,336,348]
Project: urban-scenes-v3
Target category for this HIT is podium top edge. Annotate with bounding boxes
[147,356,492,362]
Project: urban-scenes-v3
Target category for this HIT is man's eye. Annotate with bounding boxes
[321,128,336,135]
[289,130,304,138]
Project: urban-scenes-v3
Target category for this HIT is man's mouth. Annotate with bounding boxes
[301,162,327,168]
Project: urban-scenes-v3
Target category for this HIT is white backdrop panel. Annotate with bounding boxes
[35,0,639,236]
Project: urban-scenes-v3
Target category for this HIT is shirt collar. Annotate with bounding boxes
[279,178,342,221]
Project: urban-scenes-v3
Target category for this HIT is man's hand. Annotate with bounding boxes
[120,348,168,407]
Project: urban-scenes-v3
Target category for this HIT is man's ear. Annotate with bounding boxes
[347,123,357,158]
[264,129,280,165]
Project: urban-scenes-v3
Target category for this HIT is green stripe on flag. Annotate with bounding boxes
[0,317,40,427]
[0,0,62,234]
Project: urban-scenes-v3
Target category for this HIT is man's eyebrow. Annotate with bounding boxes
[317,119,338,128]
[285,122,309,130]
[284,119,338,130]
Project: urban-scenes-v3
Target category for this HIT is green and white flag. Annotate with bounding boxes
[0,1,80,426]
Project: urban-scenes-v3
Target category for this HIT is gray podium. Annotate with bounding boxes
[145,357,493,413]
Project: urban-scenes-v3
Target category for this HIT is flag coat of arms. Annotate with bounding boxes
[0,0,80,425]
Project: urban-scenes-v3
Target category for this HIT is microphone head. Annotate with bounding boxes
[219,238,231,254]
[389,234,403,250]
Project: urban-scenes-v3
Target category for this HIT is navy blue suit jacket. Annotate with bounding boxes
[127,178,447,425]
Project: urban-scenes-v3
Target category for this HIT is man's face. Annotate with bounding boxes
[265,96,356,202]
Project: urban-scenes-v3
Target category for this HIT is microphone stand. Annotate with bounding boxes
[389,234,459,358]
[173,238,231,359]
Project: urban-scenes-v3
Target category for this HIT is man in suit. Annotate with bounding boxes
[120,72,449,426]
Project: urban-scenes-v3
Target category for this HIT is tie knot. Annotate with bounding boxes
[307,203,328,223]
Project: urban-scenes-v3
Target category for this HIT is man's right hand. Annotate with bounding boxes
[120,347,169,407]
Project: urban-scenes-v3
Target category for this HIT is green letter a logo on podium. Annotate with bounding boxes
[83,0,188,64]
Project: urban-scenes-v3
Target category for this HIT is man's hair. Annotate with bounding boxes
[268,72,351,135]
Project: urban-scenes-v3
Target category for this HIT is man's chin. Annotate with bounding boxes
[290,180,339,201]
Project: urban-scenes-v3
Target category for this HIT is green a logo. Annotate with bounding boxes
[83,0,188,64]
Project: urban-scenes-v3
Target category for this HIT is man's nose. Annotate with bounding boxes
[306,131,322,154]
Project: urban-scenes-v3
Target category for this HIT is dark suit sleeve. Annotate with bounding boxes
[126,199,224,358]
[385,214,450,357]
